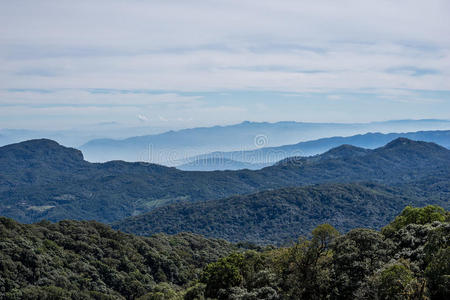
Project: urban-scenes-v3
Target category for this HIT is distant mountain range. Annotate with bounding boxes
[0,124,173,148]
[178,130,450,170]
[79,119,450,163]
[177,158,271,171]
[1,137,449,225]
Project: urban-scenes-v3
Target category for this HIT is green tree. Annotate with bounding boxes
[382,205,446,237]
[137,283,182,300]
[378,262,425,300]
[331,229,393,299]
[274,224,339,299]
[10,286,71,300]
[183,283,206,300]
[425,247,450,300]
[311,224,340,259]
[201,253,245,299]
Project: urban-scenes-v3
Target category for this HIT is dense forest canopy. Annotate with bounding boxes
[114,181,450,245]
[0,217,243,299]
[0,205,448,299]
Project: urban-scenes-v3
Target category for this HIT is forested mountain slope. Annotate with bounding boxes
[1,138,449,224]
[0,217,239,299]
[1,206,448,299]
[114,181,450,245]
[193,206,449,300]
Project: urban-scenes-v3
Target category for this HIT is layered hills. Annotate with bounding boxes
[0,135,449,298]
[79,120,450,163]
[176,158,270,171]
[1,138,449,224]
[179,130,450,170]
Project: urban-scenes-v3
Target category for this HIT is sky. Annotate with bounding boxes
[1,0,450,130]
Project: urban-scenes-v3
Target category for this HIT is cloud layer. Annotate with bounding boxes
[0,0,449,128]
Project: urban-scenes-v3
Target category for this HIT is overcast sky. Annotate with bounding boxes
[1,0,450,130]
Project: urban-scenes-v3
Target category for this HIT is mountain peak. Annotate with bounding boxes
[14,138,59,147]
[384,137,417,148]
[374,138,450,167]
[0,138,84,163]
[382,137,448,152]
[321,144,370,159]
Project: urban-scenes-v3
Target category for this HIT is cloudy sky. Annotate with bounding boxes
[1,0,450,130]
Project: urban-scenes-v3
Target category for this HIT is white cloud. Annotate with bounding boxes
[137,114,148,122]
[0,0,449,127]
[0,89,202,106]
[0,1,449,91]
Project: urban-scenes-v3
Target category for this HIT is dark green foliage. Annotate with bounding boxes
[5,285,73,300]
[273,224,339,299]
[382,205,447,237]
[422,223,450,299]
[196,206,449,300]
[379,262,423,300]
[115,182,449,245]
[202,253,245,298]
[201,251,278,300]
[0,206,448,299]
[425,247,450,299]
[0,217,238,299]
[183,283,206,300]
[1,138,450,224]
[136,283,182,300]
[331,229,393,299]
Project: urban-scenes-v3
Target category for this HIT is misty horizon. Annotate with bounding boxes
[1,1,450,130]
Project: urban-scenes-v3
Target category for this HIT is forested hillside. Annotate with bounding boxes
[1,206,448,299]
[192,206,449,300]
[0,217,241,299]
[1,138,449,224]
[114,181,450,244]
